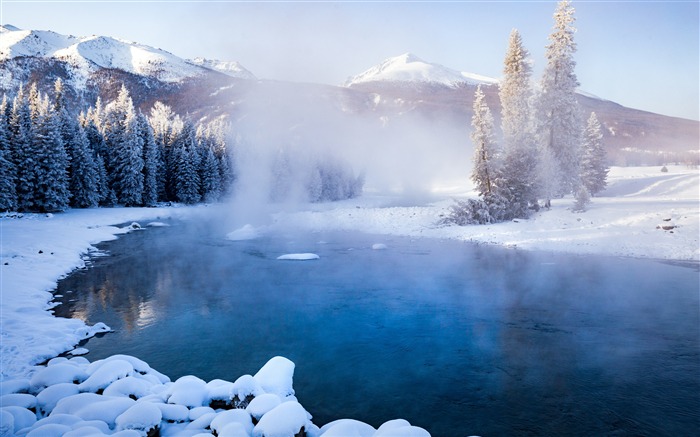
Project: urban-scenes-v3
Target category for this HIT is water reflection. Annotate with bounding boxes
[53,223,700,435]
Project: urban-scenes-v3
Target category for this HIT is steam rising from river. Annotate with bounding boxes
[224,82,472,226]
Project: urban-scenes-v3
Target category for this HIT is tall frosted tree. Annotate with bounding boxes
[471,85,499,198]
[580,112,608,196]
[499,28,539,216]
[138,111,159,206]
[54,79,99,208]
[0,95,17,211]
[31,95,71,212]
[535,0,583,197]
[171,120,201,204]
[10,85,36,211]
[103,86,144,206]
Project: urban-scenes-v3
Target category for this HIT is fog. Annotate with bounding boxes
[223,81,473,227]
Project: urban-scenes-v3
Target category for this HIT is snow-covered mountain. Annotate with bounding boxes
[345,53,498,88]
[0,25,254,84]
[188,57,256,80]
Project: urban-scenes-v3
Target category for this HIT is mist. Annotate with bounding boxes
[222,80,473,228]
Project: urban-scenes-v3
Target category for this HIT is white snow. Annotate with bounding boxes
[252,401,311,437]
[345,53,498,88]
[115,402,162,433]
[276,253,320,261]
[0,25,253,84]
[0,166,697,437]
[372,243,388,250]
[226,224,262,241]
[246,393,282,420]
[319,419,376,436]
[253,356,296,398]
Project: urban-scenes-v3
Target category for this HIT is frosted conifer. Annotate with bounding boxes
[470,85,499,198]
[535,0,583,197]
[0,95,17,211]
[580,112,608,196]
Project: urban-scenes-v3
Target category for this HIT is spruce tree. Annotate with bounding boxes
[10,85,36,211]
[172,120,201,204]
[535,0,583,198]
[32,99,70,212]
[580,112,608,196]
[471,85,499,198]
[138,111,159,206]
[0,95,17,211]
[499,28,539,216]
[103,86,144,206]
[54,79,99,208]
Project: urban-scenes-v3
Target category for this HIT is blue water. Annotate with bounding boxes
[54,220,700,435]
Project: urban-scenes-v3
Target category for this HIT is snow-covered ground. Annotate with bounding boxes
[0,165,697,436]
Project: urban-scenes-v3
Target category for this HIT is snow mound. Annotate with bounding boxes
[167,375,208,408]
[210,409,254,435]
[253,356,296,397]
[253,401,311,437]
[276,253,320,261]
[319,418,376,436]
[246,393,282,421]
[226,224,262,241]
[115,402,162,433]
[372,243,388,250]
[345,53,497,88]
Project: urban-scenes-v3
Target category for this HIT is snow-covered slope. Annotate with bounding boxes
[345,53,497,88]
[188,57,256,80]
[0,25,253,83]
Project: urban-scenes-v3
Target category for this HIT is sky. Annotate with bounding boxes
[1,0,698,120]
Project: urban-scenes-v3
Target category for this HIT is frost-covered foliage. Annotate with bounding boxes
[470,85,499,198]
[580,112,608,196]
[2,81,235,212]
[1,354,429,436]
[535,0,583,197]
[572,184,591,212]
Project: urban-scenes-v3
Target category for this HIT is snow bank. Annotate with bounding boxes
[276,253,320,261]
[226,224,262,241]
[0,354,424,437]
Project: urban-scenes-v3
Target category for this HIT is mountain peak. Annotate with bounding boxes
[345,53,497,88]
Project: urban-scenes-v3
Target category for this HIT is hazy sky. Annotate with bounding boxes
[2,0,698,120]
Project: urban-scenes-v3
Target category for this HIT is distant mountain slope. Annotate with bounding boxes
[0,25,254,85]
[345,53,497,88]
[1,25,696,167]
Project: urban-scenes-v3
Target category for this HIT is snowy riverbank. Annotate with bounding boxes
[0,165,697,435]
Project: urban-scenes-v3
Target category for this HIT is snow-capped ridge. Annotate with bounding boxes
[188,57,256,80]
[345,52,498,88]
[0,26,253,84]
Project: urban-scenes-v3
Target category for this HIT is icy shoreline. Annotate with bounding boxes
[0,165,697,435]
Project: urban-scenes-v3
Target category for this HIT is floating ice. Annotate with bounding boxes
[226,224,261,241]
[372,243,388,250]
[276,253,320,261]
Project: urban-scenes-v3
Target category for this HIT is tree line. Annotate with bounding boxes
[446,0,608,225]
[0,81,233,212]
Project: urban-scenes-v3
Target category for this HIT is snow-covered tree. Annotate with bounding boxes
[103,86,144,206]
[580,112,608,196]
[10,85,36,211]
[54,79,99,208]
[499,28,539,216]
[31,97,71,212]
[535,0,583,198]
[470,85,499,198]
[171,120,201,204]
[0,95,17,211]
[138,111,159,206]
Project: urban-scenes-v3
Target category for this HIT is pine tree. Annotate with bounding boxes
[580,112,608,196]
[138,111,159,206]
[0,95,17,211]
[54,79,99,208]
[535,0,583,198]
[32,99,70,212]
[10,85,36,211]
[171,120,201,204]
[499,28,539,217]
[470,85,500,198]
[103,86,144,206]
[200,145,222,203]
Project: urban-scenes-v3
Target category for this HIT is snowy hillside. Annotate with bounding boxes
[345,53,498,88]
[0,25,253,83]
[188,57,256,80]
